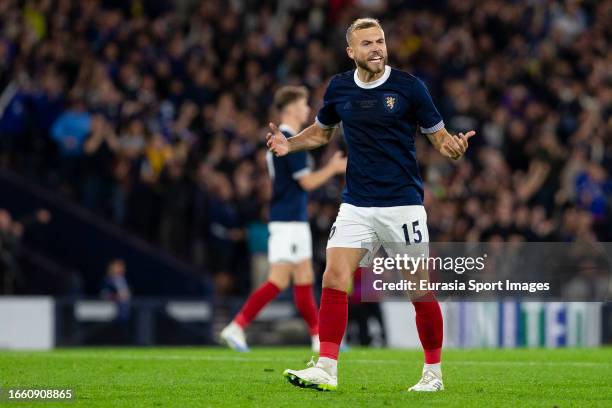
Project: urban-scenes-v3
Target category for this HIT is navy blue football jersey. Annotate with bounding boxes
[267,125,312,221]
[316,65,444,207]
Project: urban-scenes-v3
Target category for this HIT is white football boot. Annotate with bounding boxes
[408,367,444,392]
[220,322,249,352]
[283,358,337,391]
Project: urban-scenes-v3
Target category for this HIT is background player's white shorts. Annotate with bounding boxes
[268,222,312,264]
[327,203,429,265]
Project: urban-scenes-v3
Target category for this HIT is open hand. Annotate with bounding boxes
[266,123,289,156]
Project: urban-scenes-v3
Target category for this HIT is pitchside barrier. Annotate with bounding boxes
[0,297,215,349]
[383,301,603,349]
[0,297,606,350]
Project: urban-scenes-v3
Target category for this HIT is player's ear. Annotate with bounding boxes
[346,46,354,60]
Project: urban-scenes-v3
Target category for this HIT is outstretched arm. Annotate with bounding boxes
[297,151,346,191]
[266,122,337,156]
[426,128,476,160]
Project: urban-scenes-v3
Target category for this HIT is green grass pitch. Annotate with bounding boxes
[1,347,611,407]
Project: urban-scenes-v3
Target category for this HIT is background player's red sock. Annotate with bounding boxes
[412,292,443,364]
[318,287,348,360]
[293,283,319,335]
[234,281,281,328]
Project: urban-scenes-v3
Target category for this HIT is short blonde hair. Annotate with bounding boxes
[346,18,383,45]
[273,85,309,111]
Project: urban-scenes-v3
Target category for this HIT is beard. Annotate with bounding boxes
[355,54,387,74]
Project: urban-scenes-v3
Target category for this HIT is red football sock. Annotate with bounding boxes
[293,283,319,335]
[412,291,443,364]
[318,287,348,360]
[234,281,281,328]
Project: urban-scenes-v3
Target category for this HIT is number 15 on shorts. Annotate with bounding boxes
[402,220,422,244]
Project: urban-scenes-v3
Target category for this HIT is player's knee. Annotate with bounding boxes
[269,276,289,290]
[268,272,290,290]
[322,266,350,291]
[292,260,314,285]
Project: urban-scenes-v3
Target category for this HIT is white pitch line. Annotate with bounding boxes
[16,353,611,368]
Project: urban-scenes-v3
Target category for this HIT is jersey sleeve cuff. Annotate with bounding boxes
[292,168,312,180]
[420,120,445,134]
[315,116,339,130]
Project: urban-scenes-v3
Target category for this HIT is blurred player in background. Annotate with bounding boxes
[221,86,347,352]
[268,18,475,392]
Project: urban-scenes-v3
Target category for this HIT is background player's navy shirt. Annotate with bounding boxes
[267,125,311,222]
[316,65,444,207]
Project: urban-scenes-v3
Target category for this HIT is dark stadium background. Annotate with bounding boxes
[0,0,610,347]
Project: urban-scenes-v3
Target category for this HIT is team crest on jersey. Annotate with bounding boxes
[383,93,398,112]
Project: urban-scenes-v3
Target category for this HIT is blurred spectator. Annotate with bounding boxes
[101,258,131,322]
[51,98,92,157]
[0,79,30,166]
[82,114,119,211]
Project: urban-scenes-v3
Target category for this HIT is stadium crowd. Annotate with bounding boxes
[0,0,610,295]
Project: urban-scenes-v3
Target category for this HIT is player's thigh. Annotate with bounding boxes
[292,258,314,285]
[323,247,368,291]
[268,262,294,289]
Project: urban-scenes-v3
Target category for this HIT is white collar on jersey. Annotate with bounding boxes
[279,123,297,135]
[353,65,391,89]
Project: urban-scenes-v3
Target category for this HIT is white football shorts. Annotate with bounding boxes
[326,203,430,265]
[268,221,313,264]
